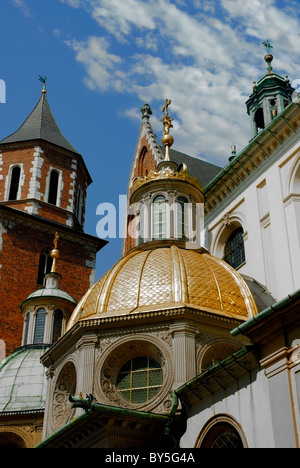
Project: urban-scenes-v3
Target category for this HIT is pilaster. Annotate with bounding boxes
[76,333,98,396]
[171,322,198,388]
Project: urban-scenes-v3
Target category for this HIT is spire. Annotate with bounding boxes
[140,103,152,120]
[0,81,79,154]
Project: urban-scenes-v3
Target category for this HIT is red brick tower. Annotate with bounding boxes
[0,84,106,354]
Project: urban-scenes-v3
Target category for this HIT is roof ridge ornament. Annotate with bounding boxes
[140,103,152,120]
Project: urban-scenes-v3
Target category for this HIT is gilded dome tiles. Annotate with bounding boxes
[67,243,258,330]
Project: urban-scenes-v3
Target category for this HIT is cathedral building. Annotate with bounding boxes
[0,46,300,449]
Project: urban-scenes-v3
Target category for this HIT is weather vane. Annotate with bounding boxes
[39,75,47,94]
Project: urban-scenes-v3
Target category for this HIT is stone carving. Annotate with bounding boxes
[52,361,76,431]
[95,335,174,413]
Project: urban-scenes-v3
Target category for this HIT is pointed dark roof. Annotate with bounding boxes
[167,147,222,188]
[0,92,80,154]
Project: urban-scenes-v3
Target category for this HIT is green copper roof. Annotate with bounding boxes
[24,287,76,304]
[0,345,49,413]
[0,92,80,154]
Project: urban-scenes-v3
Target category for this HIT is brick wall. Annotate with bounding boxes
[124,136,157,254]
[0,212,99,355]
[0,142,88,230]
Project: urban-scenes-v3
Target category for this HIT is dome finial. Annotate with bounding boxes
[39,75,47,94]
[161,99,174,161]
[51,232,60,273]
[262,40,274,73]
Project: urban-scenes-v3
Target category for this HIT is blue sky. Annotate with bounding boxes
[1,0,300,280]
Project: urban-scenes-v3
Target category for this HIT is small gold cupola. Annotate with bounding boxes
[129,100,204,249]
[20,232,76,347]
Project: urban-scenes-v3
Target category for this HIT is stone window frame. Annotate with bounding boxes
[95,334,174,413]
[5,163,24,202]
[22,305,67,346]
[195,414,248,448]
[45,167,63,207]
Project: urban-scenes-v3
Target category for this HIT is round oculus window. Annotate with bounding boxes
[116,357,163,404]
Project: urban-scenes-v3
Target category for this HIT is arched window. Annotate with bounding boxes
[37,250,53,286]
[48,170,59,205]
[23,312,30,346]
[116,357,163,404]
[76,186,84,224]
[254,107,265,132]
[52,309,63,344]
[33,308,46,344]
[292,164,300,193]
[138,203,145,245]
[8,166,21,201]
[224,227,245,269]
[153,195,166,240]
[0,432,27,449]
[201,422,244,448]
[201,342,240,372]
[176,196,189,240]
[138,147,148,177]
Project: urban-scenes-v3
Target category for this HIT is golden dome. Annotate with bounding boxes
[67,242,258,330]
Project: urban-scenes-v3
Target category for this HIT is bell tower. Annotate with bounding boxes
[0,80,106,355]
[246,41,294,139]
[0,78,91,230]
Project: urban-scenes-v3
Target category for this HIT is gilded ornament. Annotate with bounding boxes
[131,167,202,192]
[51,232,60,273]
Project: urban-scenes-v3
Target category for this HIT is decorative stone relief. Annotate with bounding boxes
[197,340,240,373]
[52,361,76,431]
[95,334,174,413]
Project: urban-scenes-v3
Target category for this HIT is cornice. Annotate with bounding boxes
[0,203,106,250]
[41,305,246,367]
[204,101,300,221]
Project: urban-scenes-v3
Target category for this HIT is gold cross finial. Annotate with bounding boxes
[53,232,59,250]
[162,99,172,116]
[161,99,173,136]
[161,99,174,160]
[51,232,60,273]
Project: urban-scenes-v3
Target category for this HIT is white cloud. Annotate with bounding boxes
[59,0,300,164]
[12,0,32,18]
[90,0,157,40]
[65,36,123,91]
[59,0,84,8]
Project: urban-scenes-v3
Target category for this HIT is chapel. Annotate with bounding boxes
[0,44,300,449]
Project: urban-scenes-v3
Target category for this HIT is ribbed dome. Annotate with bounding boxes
[0,346,48,413]
[23,286,75,304]
[21,272,76,309]
[67,242,258,330]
